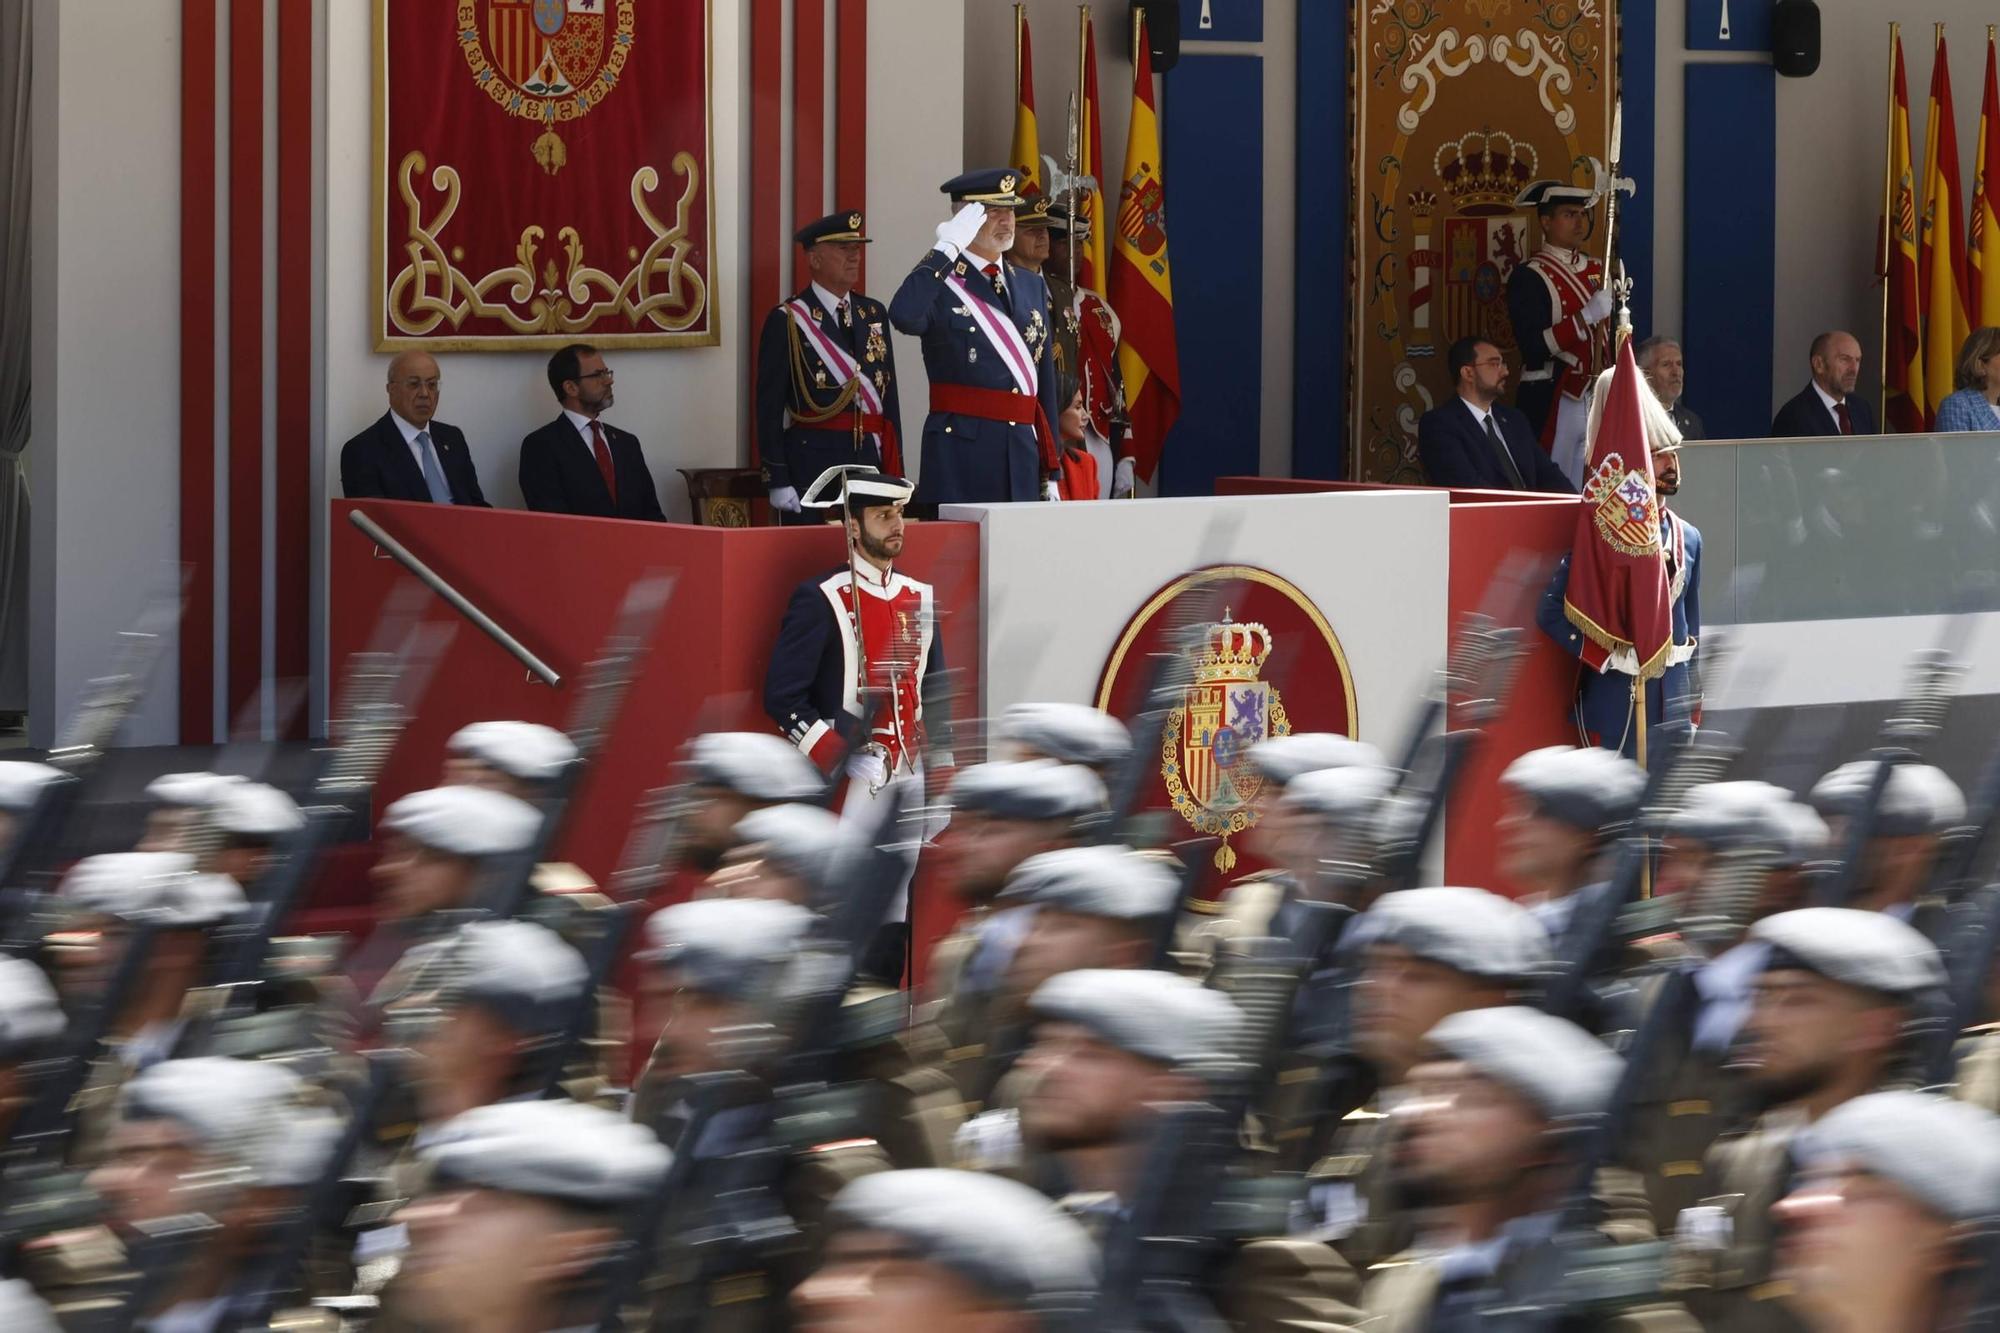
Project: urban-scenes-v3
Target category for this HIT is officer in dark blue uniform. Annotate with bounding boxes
[755,211,904,525]
[888,168,1063,509]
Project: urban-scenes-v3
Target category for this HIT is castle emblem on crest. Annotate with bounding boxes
[1161,611,1292,871]
[458,0,636,175]
[1582,451,1663,558]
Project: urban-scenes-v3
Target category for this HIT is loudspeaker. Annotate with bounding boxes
[1772,0,1821,78]
[1130,1,1181,73]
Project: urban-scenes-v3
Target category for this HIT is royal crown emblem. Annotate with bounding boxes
[459,0,635,175]
[848,212,863,231]
[1582,451,1663,559]
[1434,131,1540,217]
[1162,611,1292,871]
[999,173,1018,195]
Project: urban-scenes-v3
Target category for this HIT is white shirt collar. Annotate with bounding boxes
[1539,241,1581,267]
[851,556,894,590]
[1457,394,1497,429]
[562,407,602,438]
[1811,380,1846,416]
[811,282,851,320]
[389,410,429,444]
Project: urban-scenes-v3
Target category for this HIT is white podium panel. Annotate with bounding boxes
[944,491,1451,764]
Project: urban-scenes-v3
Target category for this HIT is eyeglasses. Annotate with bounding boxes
[394,378,442,392]
[576,368,615,382]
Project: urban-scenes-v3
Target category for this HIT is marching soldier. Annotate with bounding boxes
[889,168,1063,506]
[1045,202,1135,498]
[678,731,827,876]
[1506,178,1614,483]
[392,1100,672,1332]
[133,770,242,855]
[756,210,904,524]
[1497,745,1646,939]
[1669,907,1946,1332]
[991,699,1133,778]
[1773,1091,2000,1332]
[1806,760,1965,921]
[1012,968,1363,1328]
[0,759,61,862]
[203,779,303,899]
[796,1168,1099,1327]
[1363,1006,1698,1330]
[441,718,575,800]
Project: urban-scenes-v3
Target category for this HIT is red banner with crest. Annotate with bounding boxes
[375,0,715,349]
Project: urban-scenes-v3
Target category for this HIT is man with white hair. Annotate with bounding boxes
[1636,335,1706,440]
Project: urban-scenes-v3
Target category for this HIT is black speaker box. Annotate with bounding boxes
[1772,0,1821,78]
[1131,1,1180,73]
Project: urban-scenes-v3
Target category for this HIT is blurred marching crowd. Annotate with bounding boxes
[0,632,1995,1332]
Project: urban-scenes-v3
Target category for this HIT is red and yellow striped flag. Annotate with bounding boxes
[1971,27,2000,325]
[1010,5,1041,196]
[1108,12,1180,481]
[1885,25,1925,432]
[1921,29,1971,423]
[1077,8,1108,292]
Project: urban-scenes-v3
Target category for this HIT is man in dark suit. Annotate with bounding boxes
[1417,336,1574,492]
[889,168,1063,507]
[1771,330,1877,437]
[1637,335,1706,440]
[339,350,490,505]
[518,344,667,521]
[755,211,903,526]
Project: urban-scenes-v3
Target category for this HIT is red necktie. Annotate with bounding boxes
[1834,400,1853,435]
[589,420,618,504]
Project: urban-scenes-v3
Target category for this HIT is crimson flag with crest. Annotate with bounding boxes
[1561,340,1673,680]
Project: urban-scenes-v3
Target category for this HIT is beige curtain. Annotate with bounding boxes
[0,3,28,713]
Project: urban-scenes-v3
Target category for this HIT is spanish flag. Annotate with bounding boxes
[1971,28,2000,326]
[1921,29,1971,424]
[1885,25,1925,432]
[1078,8,1108,292]
[1108,12,1181,481]
[1011,5,1041,196]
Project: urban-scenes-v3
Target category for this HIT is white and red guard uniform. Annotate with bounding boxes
[1506,241,1609,485]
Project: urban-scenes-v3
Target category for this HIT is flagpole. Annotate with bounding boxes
[1883,23,1898,426]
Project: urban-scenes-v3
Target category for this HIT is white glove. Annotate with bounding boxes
[1582,289,1615,325]
[1112,456,1137,498]
[767,485,802,514]
[932,202,988,259]
[846,750,888,791]
[1043,479,1062,503]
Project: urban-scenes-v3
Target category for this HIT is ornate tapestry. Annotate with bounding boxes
[1348,0,1618,479]
[374,0,716,350]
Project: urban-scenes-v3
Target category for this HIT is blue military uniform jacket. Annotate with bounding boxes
[888,249,1060,506]
[1537,508,1703,756]
[755,287,902,495]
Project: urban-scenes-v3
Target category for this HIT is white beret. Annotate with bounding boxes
[423,1099,671,1207]
[1248,733,1384,787]
[1351,886,1551,980]
[143,771,245,809]
[732,802,846,892]
[1283,764,1399,826]
[0,1280,59,1333]
[210,782,305,839]
[1502,745,1645,830]
[121,1057,329,1187]
[997,702,1133,770]
[1425,1005,1621,1121]
[448,720,577,784]
[830,1169,1099,1310]
[0,762,64,813]
[0,957,63,1059]
[1029,967,1244,1068]
[947,759,1107,822]
[59,852,244,927]
[642,896,815,997]
[1751,907,1946,997]
[448,919,589,1034]
[1000,845,1180,920]
[1669,780,1815,860]
[1810,761,1966,837]
[1797,1091,2000,1222]
[381,785,542,858]
[689,732,824,801]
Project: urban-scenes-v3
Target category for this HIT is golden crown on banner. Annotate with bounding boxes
[1433,131,1540,216]
[1190,612,1273,684]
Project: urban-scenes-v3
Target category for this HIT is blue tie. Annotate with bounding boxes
[416,430,453,504]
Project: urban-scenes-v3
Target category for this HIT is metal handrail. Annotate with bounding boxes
[347,508,562,687]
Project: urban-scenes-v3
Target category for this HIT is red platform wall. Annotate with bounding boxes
[328,501,982,969]
[1213,479,1580,898]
